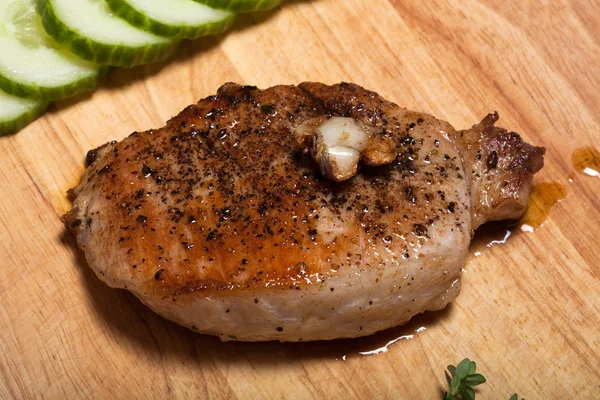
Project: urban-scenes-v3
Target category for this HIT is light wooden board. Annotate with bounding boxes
[1,0,599,398]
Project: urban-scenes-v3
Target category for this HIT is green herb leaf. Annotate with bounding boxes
[450,373,460,391]
[461,374,487,386]
[509,395,518,400]
[448,365,457,377]
[445,370,453,387]
[458,386,475,400]
[442,358,488,400]
[468,361,477,375]
[456,358,472,380]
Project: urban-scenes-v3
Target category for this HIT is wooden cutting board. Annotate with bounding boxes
[1,0,599,398]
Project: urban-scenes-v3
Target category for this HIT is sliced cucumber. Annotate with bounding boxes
[37,0,179,67]
[0,88,48,136]
[0,0,102,101]
[192,0,282,13]
[106,0,235,40]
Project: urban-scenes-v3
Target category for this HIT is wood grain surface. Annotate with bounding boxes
[1,0,599,398]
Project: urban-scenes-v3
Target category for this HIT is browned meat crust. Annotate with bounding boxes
[64,82,473,294]
[452,112,545,229]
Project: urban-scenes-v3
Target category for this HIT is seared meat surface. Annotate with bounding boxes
[64,83,544,341]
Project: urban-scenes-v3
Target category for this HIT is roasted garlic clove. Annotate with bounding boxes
[295,116,396,182]
[315,143,361,182]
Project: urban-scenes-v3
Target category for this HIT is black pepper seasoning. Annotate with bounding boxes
[487,151,498,169]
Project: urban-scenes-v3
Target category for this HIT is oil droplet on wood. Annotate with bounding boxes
[571,146,600,178]
[519,182,567,231]
[469,182,567,257]
[356,328,423,356]
[279,308,445,360]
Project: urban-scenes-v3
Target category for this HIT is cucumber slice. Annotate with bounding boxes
[0,0,102,101]
[37,0,179,67]
[0,88,48,136]
[105,0,235,40]
[191,0,282,13]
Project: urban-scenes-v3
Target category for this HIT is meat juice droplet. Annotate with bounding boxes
[570,146,600,179]
[518,182,567,232]
[469,182,567,259]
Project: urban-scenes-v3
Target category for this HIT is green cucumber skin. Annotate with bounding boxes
[106,0,236,40]
[0,66,108,102]
[37,0,180,67]
[0,102,49,137]
[192,0,283,13]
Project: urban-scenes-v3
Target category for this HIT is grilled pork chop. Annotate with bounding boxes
[63,83,544,341]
